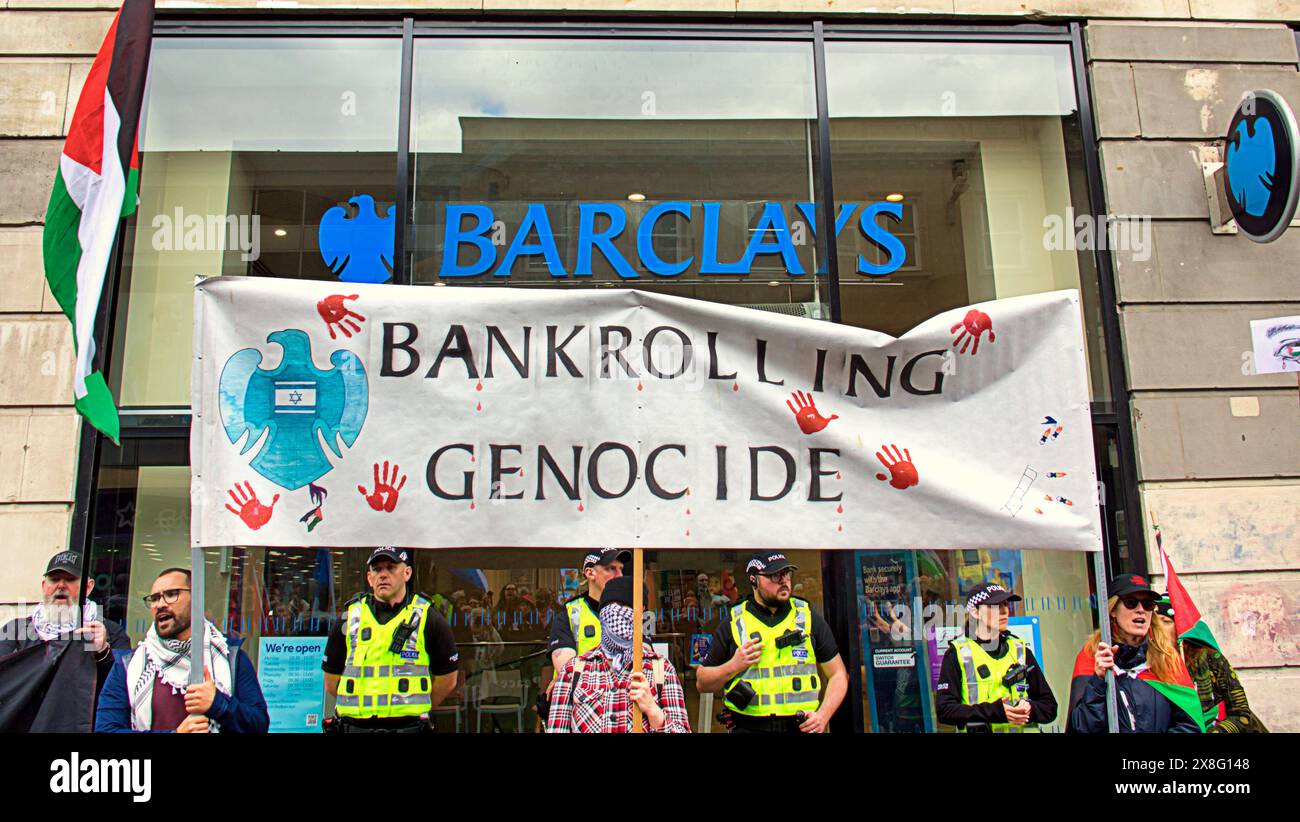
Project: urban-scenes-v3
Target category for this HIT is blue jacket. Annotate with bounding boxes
[1069,642,1200,734]
[95,646,269,733]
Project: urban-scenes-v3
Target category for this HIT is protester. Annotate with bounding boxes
[0,551,131,723]
[96,567,268,733]
[696,552,848,733]
[1183,637,1268,733]
[1067,574,1200,733]
[548,548,629,673]
[934,582,1056,732]
[545,577,690,733]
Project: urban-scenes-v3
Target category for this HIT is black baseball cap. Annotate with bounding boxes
[1109,574,1157,599]
[368,546,410,566]
[582,548,632,570]
[966,582,1021,611]
[745,551,797,576]
[45,551,82,577]
[599,576,635,610]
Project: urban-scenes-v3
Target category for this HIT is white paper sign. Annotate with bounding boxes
[191,279,1101,552]
[1250,314,1300,374]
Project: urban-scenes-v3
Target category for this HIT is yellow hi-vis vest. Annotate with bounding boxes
[951,635,1037,733]
[725,598,820,717]
[565,597,601,656]
[336,594,433,719]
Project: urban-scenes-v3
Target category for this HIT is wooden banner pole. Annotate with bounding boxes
[631,547,644,733]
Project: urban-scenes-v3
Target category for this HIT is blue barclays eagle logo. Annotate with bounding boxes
[1225,116,1277,218]
[318,194,395,284]
[219,329,368,491]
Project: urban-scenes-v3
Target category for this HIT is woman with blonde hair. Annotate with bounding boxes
[1067,574,1201,733]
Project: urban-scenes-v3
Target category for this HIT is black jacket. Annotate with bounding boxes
[0,616,132,703]
[1068,642,1200,733]
[934,630,1057,728]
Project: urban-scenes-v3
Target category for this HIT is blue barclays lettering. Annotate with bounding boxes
[436,200,906,279]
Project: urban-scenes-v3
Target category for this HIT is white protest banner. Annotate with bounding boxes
[191,278,1101,552]
[1249,314,1300,374]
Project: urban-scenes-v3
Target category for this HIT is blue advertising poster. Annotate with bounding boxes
[258,637,327,734]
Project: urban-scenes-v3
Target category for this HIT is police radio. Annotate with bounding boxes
[774,628,806,650]
[388,609,423,654]
[725,631,763,709]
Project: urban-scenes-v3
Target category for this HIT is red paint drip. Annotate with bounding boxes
[637,381,644,392]
[685,508,691,515]
[836,472,841,480]
[837,524,843,532]
[836,504,843,514]
[470,454,475,463]
[685,487,691,496]
[577,502,585,513]
[732,382,739,392]
[469,501,475,510]
[875,473,887,481]
[475,401,482,412]
[685,529,691,537]
[475,381,483,392]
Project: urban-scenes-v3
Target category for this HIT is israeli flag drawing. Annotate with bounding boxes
[275,381,317,414]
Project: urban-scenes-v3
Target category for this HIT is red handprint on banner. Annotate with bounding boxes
[317,294,366,339]
[874,444,919,490]
[225,482,279,530]
[950,309,995,355]
[358,460,406,513]
[786,390,838,435]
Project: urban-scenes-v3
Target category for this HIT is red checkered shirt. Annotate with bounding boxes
[545,647,691,733]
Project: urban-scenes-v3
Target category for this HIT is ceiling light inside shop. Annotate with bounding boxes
[885,193,904,202]
[627,193,646,202]
[273,229,287,237]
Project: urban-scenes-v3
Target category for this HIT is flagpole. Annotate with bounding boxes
[1095,480,1118,733]
[631,548,644,734]
[189,546,205,686]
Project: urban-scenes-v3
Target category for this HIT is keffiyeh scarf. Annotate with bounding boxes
[599,604,636,673]
[29,599,98,641]
[125,620,232,731]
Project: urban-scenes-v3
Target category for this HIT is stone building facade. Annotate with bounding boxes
[0,0,1295,730]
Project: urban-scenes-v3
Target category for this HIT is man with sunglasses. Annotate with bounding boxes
[95,567,269,733]
[696,552,848,733]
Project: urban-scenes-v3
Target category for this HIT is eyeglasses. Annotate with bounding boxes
[142,588,190,607]
[1119,596,1156,612]
[760,570,793,582]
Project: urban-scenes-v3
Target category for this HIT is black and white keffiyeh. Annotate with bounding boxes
[125,620,232,731]
[29,599,98,641]
[599,604,636,672]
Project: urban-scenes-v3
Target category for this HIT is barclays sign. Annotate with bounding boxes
[319,197,908,282]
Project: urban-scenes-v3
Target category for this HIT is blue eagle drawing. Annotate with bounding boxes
[218,329,369,491]
[318,194,396,284]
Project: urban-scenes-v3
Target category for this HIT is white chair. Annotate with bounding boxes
[474,669,526,733]
[429,670,466,733]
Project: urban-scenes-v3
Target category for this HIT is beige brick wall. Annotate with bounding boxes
[1087,20,1300,731]
[0,5,110,609]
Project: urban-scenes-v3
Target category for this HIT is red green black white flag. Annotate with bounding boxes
[42,0,155,445]
[1152,512,1221,653]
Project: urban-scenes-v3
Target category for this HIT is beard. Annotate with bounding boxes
[756,586,789,608]
[155,609,191,639]
[42,600,80,625]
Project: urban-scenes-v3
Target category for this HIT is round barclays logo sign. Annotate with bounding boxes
[1223,90,1300,244]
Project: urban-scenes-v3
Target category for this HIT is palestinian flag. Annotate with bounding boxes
[1069,643,1207,732]
[42,0,155,445]
[1152,513,1221,652]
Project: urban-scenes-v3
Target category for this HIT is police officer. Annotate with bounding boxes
[547,547,630,673]
[322,546,459,733]
[696,552,848,733]
[934,581,1057,732]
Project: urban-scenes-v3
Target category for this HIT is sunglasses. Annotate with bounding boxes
[1119,596,1156,612]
